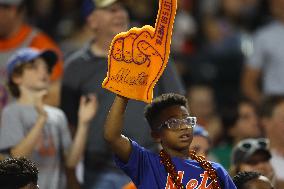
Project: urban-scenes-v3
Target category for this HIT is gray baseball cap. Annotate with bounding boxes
[0,0,23,5]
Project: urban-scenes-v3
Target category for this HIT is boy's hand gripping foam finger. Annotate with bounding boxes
[102,0,177,103]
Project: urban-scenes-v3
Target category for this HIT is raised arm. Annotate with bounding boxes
[65,94,98,168]
[10,91,47,157]
[104,95,132,163]
[10,114,46,157]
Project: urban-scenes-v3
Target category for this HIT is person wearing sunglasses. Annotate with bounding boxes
[230,138,276,187]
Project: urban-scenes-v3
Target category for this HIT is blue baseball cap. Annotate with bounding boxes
[193,125,210,141]
[7,48,57,78]
[81,0,119,19]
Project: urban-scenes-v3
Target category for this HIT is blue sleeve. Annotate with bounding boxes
[114,140,149,185]
[214,163,237,189]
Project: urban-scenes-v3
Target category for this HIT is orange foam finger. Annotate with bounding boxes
[102,0,177,103]
[111,38,124,61]
[123,33,137,63]
[154,0,177,56]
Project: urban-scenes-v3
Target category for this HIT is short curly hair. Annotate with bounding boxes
[233,171,261,189]
[144,93,188,130]
[0,157,38,188]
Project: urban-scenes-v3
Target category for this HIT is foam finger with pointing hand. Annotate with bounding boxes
[102,0,177,103]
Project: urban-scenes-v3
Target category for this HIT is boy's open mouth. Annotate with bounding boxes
[179,133,191,141]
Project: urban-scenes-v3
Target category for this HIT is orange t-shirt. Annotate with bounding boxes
[0,24,63,81]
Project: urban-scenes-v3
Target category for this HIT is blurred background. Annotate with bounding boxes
[2,0,284,188]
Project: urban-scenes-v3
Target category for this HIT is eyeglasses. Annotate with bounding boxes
[156,116,197,131]
[237,138,269,154]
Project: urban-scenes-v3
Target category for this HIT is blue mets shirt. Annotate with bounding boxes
[115,141,237,189]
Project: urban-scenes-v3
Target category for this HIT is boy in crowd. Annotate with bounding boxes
[104,93,236,188]
[233,171,274,189]
[0,47,98,189]
[61,0,185,187]
[0,157,39,189]
[0,0,64,108]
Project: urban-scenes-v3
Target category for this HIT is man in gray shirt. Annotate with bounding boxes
[242,0,284,103]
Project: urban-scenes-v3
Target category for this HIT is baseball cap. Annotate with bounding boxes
[6,48,57,78]
[0,0,23,5]
[232,138,271,165]
[193,125,210,141]
[94,0,119,8]
[82,0,119,19]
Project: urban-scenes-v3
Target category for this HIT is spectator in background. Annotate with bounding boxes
[171,0,196,55]
[0,157,39,189]
[230,138,276,187]
[233,171,274,189]
[186,0,266,112]
[211,97,261,170]
[59,0,94,56]
[260,96,284,188]
[189,125,211,159]
[242,0,284,104]
[61,0,185,188]
[0,0,63,109]
[186,84,222,145]
[0,48,98,189]
[186,9,244,110]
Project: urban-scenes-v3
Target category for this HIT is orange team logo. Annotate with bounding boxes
[165,171,213,189]
[36,132,56,157]
[102,0,177,103]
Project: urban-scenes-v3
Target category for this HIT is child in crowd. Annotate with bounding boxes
[233,171,274,189]
[0,157,39,189]
[104,93,236,188]
[0,47,98,189]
